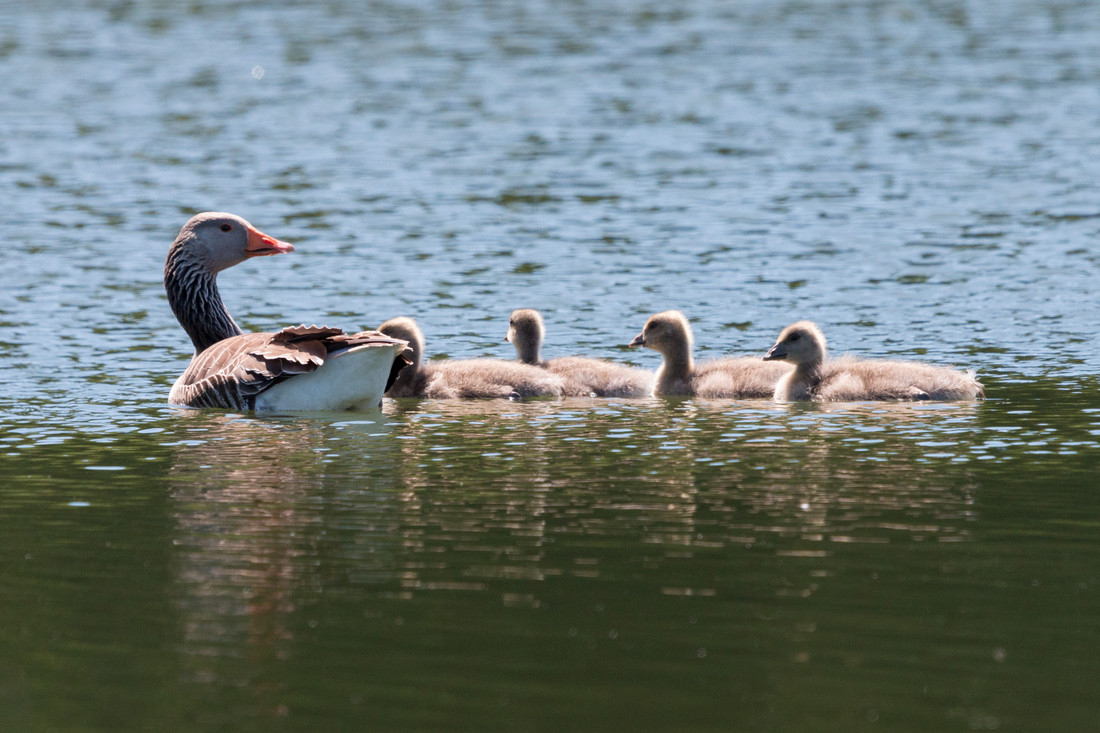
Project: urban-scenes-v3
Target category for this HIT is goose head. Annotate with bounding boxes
[628,310,693,357]
[164,212,296,354]
[764,321,827,367]
[506,308,545,365]
[170,212,295,274]
[378,316,426,370]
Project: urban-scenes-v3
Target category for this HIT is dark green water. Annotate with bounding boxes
[4,383,1100,730]
[3,0,1100,730]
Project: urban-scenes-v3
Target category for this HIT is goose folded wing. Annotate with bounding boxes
[246,325,410,389]
[173,330,321,405]
[177,325,409,409]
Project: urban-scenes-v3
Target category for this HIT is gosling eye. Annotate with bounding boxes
[789,332,801,342]
[220,223,232,232]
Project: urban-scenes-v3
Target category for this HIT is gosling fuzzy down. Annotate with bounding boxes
[379,317,566,399]
[763,321,984,402]
[628,310,792,398]
[506,308,654,397]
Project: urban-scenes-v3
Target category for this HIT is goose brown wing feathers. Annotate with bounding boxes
[170,325,408,410]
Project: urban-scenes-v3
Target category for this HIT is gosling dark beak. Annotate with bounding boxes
[764,343,787,361]
[628,332,645,348]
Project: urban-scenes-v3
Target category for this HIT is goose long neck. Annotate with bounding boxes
[657,342,693,388]
[165,246,243,354]
[517,335,542,365]
[798,346,825,384]
[385,324,425,393]
[796,361,822,384]
[787,359,823,399]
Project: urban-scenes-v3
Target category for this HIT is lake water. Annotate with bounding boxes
[2,0,1100,730]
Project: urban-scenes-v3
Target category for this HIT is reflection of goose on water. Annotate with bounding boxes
[506,308,654,397]
[165,213,409,411]
[379,316,566,399]
[763,321,984,402]
[628,310,792,398]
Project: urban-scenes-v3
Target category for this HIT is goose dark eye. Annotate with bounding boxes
[789,333,801,342]
[220,224,232,232]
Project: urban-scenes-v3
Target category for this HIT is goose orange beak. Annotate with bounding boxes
[245,226,295,257]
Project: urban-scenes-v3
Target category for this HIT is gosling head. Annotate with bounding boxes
[378,316,426,368]
[628,310,693,356]
[506,308,545,365]
[764,321,827,367]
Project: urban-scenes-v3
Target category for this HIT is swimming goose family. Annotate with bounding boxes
[163,213,984,409]
[164,212,408,411]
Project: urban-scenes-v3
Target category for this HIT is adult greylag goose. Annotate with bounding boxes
[506,308,654,398]
[763,320,984,402]
[379,316,566,399]
[165,212,409,411]
[628,310,792,398]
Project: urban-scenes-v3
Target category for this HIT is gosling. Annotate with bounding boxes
[506,308,654,397]
[378,317,566,399]
[763,320,984,402]
[628,310,792,398]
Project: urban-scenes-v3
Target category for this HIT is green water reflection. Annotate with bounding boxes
[3,379,1099,731]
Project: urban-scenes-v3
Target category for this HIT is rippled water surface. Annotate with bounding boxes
[2,0,1100,730]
